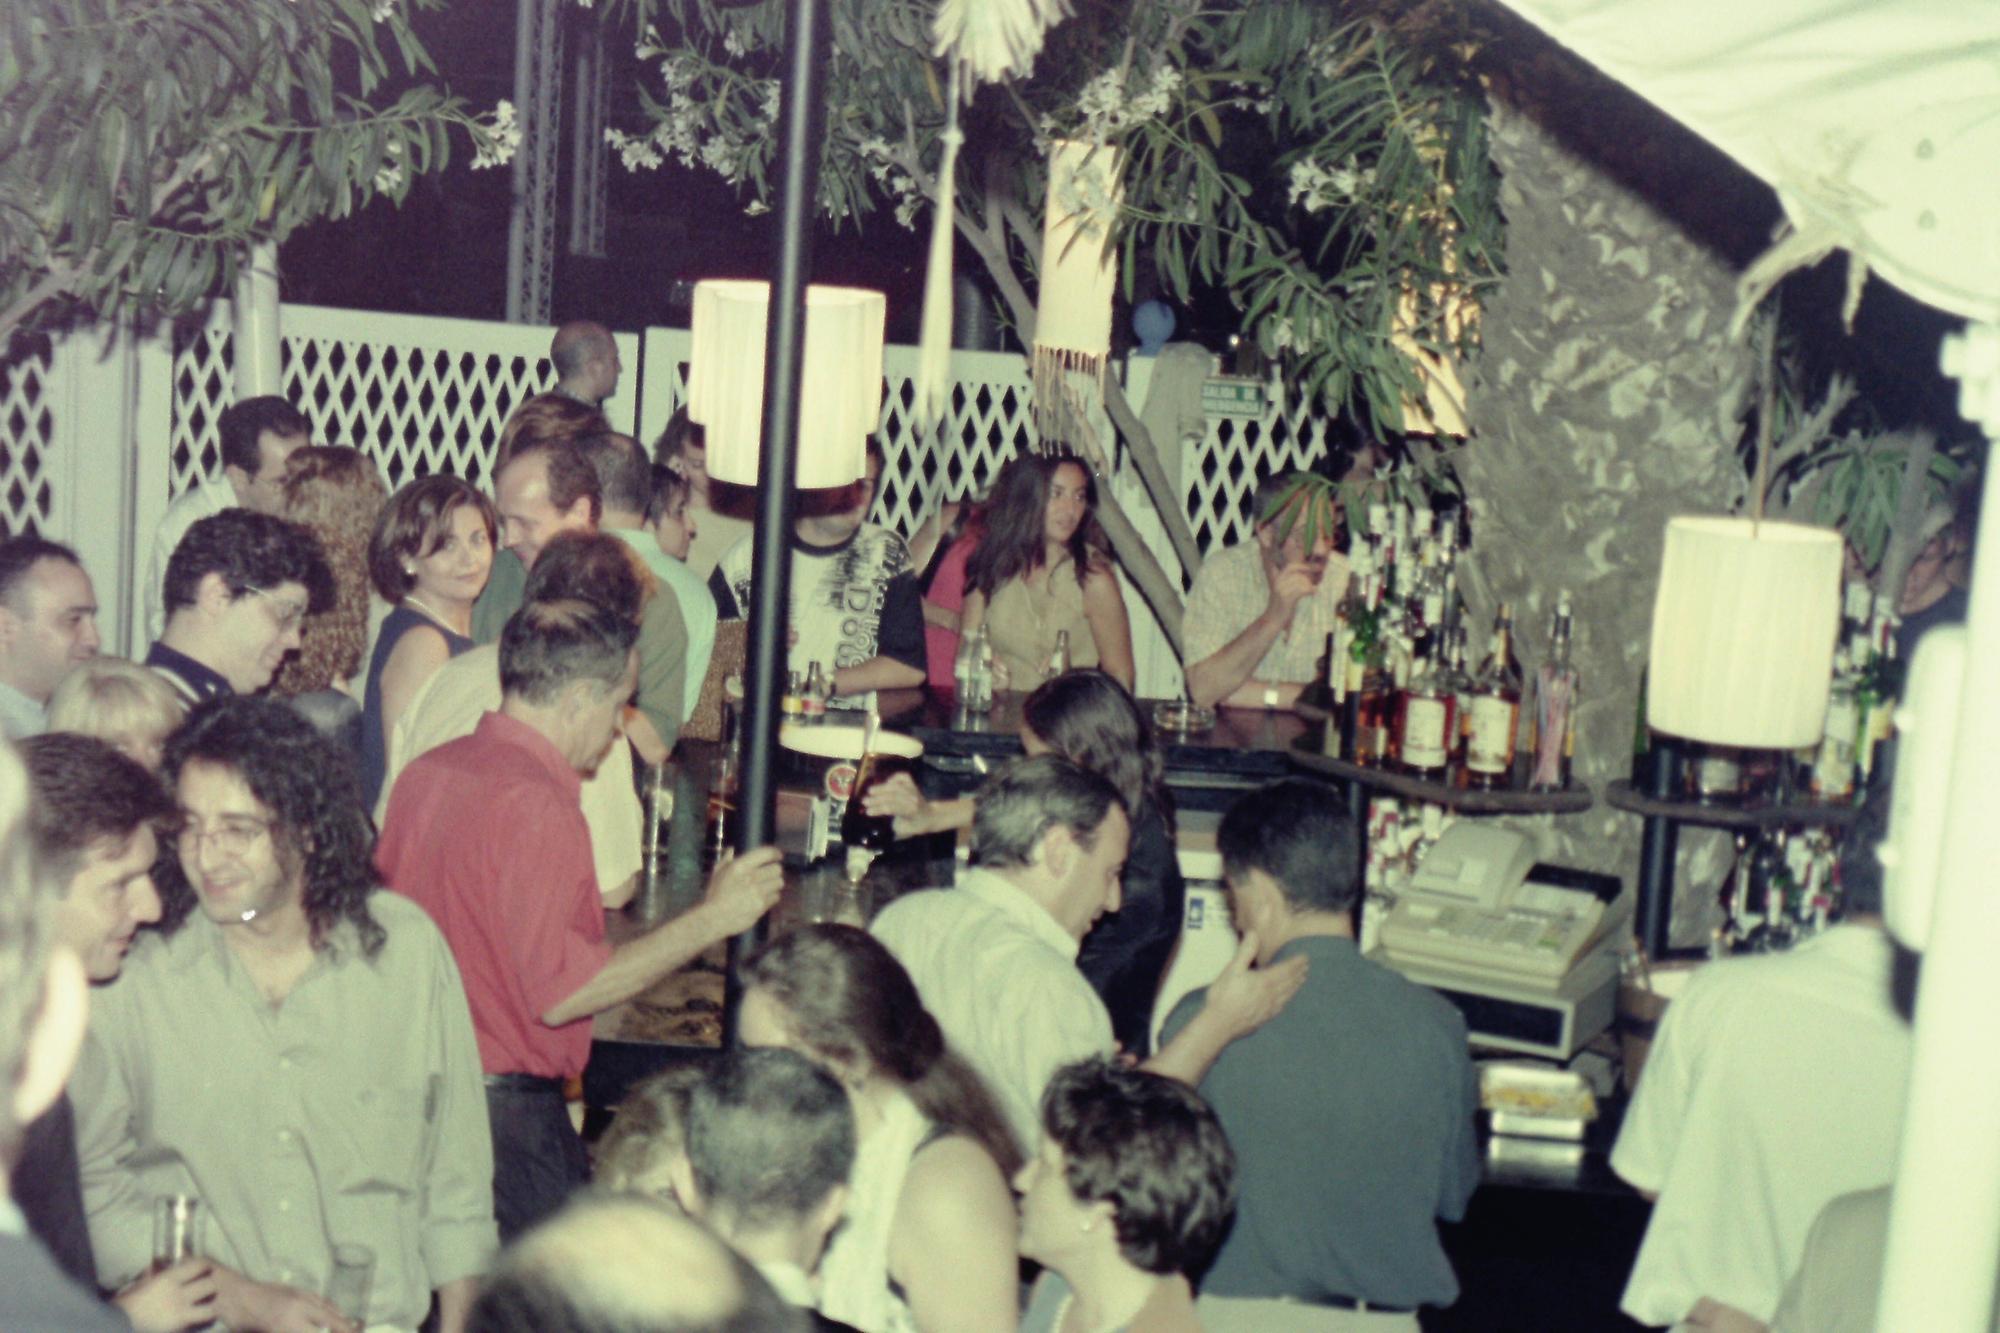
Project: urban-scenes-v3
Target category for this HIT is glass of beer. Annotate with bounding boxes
[840,751,913,852]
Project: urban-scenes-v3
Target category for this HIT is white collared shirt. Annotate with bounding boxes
[871,868,1113,1153]
[0,680,45,740]
[1611,924,1913,1325]
[145,476,238,641]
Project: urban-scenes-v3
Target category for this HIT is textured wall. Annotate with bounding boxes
[1457,99,1758,944]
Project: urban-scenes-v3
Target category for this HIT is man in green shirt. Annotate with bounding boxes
[72,698,496,1333]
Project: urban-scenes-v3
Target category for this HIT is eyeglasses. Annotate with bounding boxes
[177,816,275,861]
[244,587,307,632]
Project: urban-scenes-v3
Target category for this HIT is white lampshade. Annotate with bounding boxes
[1647,516,1844,747]
[1033,139,1122,442]
[685,280,886,487]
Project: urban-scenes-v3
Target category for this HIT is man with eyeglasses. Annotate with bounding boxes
[70,698,496,1333]
[146,509,333,705]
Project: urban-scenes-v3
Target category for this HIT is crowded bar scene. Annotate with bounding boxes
[2,0,1995,1329]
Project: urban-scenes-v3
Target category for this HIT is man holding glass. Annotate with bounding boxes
[16,734,220,1332]
[70,698,497,1333]
[1181,470,1350,711]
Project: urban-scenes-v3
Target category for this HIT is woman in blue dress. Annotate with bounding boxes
[360,476,497,809]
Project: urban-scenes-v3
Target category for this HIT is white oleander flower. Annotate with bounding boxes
[470,101,522,170]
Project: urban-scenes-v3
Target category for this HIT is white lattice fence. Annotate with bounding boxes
[0,337,56,537]
[167,305,640,496]
[1184,392,1339,554]
[109,303,1344,681]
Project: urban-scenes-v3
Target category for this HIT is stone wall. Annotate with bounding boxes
[1457,97,1760,944]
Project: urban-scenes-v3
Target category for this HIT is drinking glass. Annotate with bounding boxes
[324,1242,375,1322]
[151,1194,203,1271]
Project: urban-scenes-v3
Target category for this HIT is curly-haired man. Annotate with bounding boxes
[70,697,496,1333]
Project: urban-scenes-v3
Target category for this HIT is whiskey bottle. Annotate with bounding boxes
[1464,602,1523,788]
[1395,639,1453,777]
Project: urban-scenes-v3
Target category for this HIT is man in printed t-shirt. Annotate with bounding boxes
[708,440,924,708]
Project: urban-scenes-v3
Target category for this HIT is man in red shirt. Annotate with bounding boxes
[378,596,780,1240]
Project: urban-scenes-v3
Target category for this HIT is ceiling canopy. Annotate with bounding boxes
[1489,0,2000,322]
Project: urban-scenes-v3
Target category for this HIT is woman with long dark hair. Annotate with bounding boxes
[739,925,1020,1333]
[863,670,1185,1056]
[961,455,1133,692]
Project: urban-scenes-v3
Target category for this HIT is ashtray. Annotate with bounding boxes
[1152,699,1216,735]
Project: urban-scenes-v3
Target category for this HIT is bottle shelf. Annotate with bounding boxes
[1602,779,1864,830]
[1289,728,1594,814]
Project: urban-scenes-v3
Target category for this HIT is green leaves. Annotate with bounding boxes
[0,0,483,343]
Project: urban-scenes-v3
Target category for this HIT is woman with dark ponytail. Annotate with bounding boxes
[739,925,1020,1333]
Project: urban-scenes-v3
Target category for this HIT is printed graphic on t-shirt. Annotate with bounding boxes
[719,525,913,684]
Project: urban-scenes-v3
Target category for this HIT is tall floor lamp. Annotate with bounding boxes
[684,0,838,1037]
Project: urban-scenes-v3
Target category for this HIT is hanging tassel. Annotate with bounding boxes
[913,65,964,432]
[933,0,1073,88]
[1032,344,1107,447]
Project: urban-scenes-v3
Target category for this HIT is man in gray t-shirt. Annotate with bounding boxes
[1164,780,1478,1318]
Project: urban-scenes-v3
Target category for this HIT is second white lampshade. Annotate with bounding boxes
[1647,515,1844,748]
[685,280,887,488]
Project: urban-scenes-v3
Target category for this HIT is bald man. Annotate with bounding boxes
[467,1195,806,1333]
[549,322,621,408]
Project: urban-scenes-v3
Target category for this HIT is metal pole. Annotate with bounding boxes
[1635,736,1682,959]
[724,0,832,1034]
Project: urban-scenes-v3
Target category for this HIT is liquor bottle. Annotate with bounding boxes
[957,624,994,715]
[801,662,829,719]
[1811,647,1858,801]
[1529,593,1580,791]
[1047,629,1072,679]
[780,670,804,719]
[1342,563,1391,764]
[953,630,979,711]
[703,745,740,869]
[1395,639,1453,777]
[1464,602,1523,788]
[1332,553,1372,760]
[1446,625,1473,766]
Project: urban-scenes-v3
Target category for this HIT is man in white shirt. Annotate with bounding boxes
[0,536,100,739]
[1611,801,1913,1331]
[708,441,924,707]
[1182,470,1350,711]
[144,396,310,641]
[872,755,1306,1151]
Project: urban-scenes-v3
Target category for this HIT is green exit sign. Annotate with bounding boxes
[1202,376,1266,418]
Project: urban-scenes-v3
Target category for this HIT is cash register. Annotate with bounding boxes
[1372,824,1626,1060]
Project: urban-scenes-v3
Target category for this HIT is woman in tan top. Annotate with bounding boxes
[960,454,1134,692]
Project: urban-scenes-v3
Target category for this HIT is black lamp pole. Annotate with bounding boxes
[723,0,832,1038]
